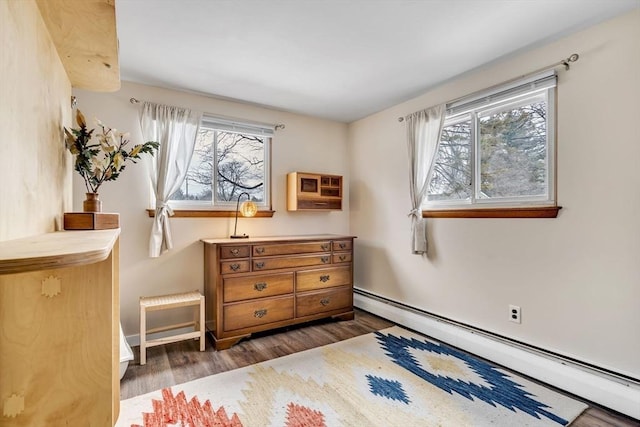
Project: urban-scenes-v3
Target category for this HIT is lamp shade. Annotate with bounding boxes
[230,192,257,238]
[240,200,258,217]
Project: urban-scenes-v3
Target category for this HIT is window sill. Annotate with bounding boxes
[146,209,275,218]
[422,206,561,218]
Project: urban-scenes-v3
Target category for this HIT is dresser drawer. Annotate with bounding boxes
[253,254,332,271]
[223,296,294,331]
[223,272,294,303]
[220,260,250,274]
[332,252,352,264]
[332,240,352,251]
[253,241,331,257]
[295,199,342,210]
[296,266,351,292]
[220,245,250,259]
[297,287,352,317]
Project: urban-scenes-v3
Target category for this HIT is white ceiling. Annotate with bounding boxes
[116,0,638,123]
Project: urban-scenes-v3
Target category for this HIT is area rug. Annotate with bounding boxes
[117,326,587,427]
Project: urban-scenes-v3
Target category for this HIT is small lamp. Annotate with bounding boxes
[230,192,258,239]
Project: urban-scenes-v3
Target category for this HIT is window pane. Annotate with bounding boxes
[428,120,472,201]
[170,128,267,205]
[171,129,214,201]
[478,98,547,199]
[216,131,265,203]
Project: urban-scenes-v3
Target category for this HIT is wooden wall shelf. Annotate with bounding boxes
[36,0,120,92]
[287,172,343,211]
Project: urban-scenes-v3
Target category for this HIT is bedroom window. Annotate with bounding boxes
[168,115,272,212]
[425,71,557,216]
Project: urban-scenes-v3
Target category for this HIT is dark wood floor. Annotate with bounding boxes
[120,309,639,427]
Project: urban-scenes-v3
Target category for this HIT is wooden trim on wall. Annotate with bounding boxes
[422,206,561,218]
[146,209,275,218]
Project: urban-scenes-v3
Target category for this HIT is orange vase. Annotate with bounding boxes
[83,193,102,212]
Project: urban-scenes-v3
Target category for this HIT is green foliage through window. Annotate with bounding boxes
[428,82,555,207]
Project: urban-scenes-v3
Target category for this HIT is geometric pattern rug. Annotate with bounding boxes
[116,326,587,426]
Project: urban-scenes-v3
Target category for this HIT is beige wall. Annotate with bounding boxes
[72,81,350,336]
[348,9,640,378]
[0,0,72,242]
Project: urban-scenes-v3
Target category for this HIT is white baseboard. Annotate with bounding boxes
[354,290,640,420]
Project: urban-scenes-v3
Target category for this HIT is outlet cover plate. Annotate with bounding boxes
[509,305,521,323]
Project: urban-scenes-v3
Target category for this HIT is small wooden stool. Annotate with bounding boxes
[139,290,205,365]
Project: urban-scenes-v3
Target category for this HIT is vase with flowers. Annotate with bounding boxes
[64,109,159,212]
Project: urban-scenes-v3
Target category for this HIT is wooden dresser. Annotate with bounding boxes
[202,235,355,350]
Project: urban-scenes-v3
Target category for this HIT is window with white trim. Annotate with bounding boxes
[169,116,272,209]
[426,72,556,209]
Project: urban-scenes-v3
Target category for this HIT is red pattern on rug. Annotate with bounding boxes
[131,387,243,427]
[285,402,326,427]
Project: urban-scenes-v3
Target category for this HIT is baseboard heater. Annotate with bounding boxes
[353,287,640,420]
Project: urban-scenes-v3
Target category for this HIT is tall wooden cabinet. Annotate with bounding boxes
[0,230,120,426]
[202,235,355,350]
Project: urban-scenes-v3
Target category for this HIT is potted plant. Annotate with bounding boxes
[64,109,159,212]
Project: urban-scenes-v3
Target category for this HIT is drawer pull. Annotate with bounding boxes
[321,244,330,251]
[230,248,240,256]
[320,298,330,306]
[230,263,241,271]
[339,242,346,249]
[319,274,330,283]
[254,309,267,318]
[255,247,265,254]
[254,282,267,291]
[255,262,265,269]
[339,255,347,262]
[321,256,329,263]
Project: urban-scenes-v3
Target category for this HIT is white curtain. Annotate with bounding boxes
[406,104,446,255]
[140,102,202,258]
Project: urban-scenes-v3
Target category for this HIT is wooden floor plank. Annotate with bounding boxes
[570,408,640,427]
[120,309,639,427]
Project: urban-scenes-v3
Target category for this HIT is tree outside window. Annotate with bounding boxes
[428,90,553,207]
[170,126,269,207]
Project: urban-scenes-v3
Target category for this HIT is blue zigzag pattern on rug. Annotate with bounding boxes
[375,331,569,426]
[366,374,411,403]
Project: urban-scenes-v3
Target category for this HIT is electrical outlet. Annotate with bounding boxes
[509,305,521,323]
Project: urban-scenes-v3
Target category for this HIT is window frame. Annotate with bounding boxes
[423,72,560,218]
[147,115,275,218]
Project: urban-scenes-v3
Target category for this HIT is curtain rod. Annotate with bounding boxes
[130,97,286,130]
[397,53,579,122]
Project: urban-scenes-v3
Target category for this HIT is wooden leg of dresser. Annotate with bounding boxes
[332,311,355,321]
[211,333,251,350]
